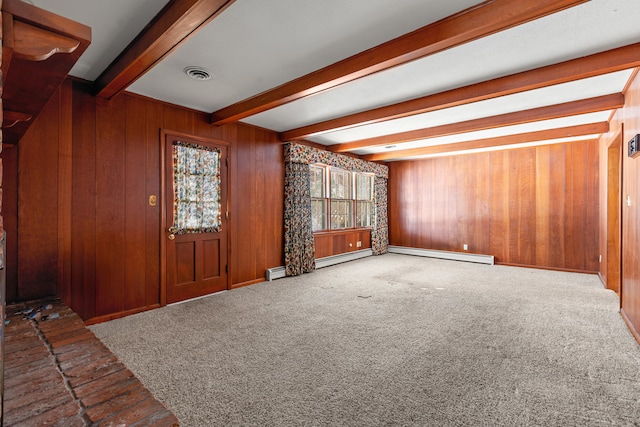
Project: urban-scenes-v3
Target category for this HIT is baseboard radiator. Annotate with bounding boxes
[266,249,374,281]
[388,246,494,265]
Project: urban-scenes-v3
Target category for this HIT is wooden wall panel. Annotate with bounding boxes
[71,82,97,320]
[17,86,60,300]
[620,72,640,341]
[145,98,164,308]
[124,95,148,311]
[58,80,73,303]
[230,124,284,288]
[0,146,18,302]
[389,140,600,272]
[95,96,127,317]
[7,79,284,322]
[314,230,371,259]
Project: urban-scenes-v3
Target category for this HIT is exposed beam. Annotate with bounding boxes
[95,0,235,99]
[362,122,608,161]
[281,43,640,141]
[209,0,588,125]
[331,93,623,153]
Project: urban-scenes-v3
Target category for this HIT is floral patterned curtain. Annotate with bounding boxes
[284,142,389,258]
[284,162,316,276]
[372,177,388,255]
[172,141,222,234]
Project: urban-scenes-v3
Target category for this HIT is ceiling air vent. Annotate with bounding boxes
[184,66,212,81]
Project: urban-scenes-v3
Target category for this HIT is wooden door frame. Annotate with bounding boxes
[605,128,623,296]
[159,129,231,306]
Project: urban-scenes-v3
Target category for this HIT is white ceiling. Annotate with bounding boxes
[26,0,640,161]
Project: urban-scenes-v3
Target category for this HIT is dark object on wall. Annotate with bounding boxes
[628,134,640,158]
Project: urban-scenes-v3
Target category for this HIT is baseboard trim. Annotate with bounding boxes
[620,308,640,345]
[85,304,161,325]
[231,278,265,289]
[496,262,597,275]
[388,246,494,265]
[266,249,374,281]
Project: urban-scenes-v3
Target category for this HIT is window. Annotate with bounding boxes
[310,165,327,231]
[356,173,374,227]
[310,164,374,232]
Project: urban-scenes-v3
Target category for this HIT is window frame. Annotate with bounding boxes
[310,164,374,233]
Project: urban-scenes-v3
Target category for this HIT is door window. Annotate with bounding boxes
[172,141,222,234]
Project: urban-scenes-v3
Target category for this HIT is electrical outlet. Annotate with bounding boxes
[599,255,602,263]
[357,241,362,248]
[463,244,468,251]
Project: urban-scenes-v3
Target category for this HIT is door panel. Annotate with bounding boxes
[165,133,228,304]
[202,239,221,279]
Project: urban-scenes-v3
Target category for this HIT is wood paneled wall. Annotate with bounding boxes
[314,230,371,259]
[388,141,599,272]
[6,79,284,322]
[615,71,640,342]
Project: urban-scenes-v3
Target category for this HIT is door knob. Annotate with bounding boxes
[168,234,175,240]
[168,226,177,233]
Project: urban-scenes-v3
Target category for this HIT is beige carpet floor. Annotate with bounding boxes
[91,254,640,426]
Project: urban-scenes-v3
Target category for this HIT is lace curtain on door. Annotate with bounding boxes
[172,141,222,234]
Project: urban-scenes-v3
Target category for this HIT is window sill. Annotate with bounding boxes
[313,228,372,236]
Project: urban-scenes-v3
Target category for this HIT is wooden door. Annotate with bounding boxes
[164,133,228,304]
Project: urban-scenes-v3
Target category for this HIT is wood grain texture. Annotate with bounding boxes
[620,71,640,341]
[16,84,61,300]
[0,146,18,302]
[57,79,73,303]
[6,80,284,322]
[1,0,90,144]
[70,82,97,320]
[364,123,607,162]
[95,0,235,99]
[388,140,600,272]
[282,42,640,141]
[314,230,371,259]
[334,94,623,153]
[211,0,588,125]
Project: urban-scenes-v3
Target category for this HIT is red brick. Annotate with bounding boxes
[64,354,119,378]
[4,345,50,370]
[39,318,87,336]
[85,385,150,423]
[95,397,173,427]
[51,331,97,350]
[82,377,141,408]
[57,341,111,366]
[3,298,180,427]
[10,400,81,427]
[135,411,181,427]
[3,388,74,425]
[69,360,127,388]
[75,368,136,400]
[4,363,61,390]
[4,357,53,380]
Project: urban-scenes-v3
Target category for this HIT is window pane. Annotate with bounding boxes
[310,165,325,198]
[331,200,353,229]
[172,142,222,234]
[311,199,327,231]
[356,173,373,201]
[356,201,374,228]
[330,168,352,199]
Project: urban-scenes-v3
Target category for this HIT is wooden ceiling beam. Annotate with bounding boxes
[209,0,588,125]
[362,122,608,161]
[94,0,235,99]
[281,43,640,141]
[331,93,623,153]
